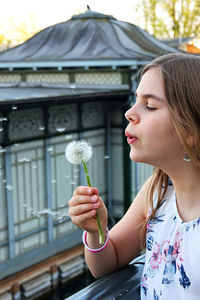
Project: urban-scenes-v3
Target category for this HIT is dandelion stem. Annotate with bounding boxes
[82,161,92,186]
[82,161,105,244]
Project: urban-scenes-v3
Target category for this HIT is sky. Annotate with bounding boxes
[0,0,141,30]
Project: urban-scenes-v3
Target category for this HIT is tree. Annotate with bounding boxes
[0,13,40,50]
[135,0,200,39]
[9,13,40,45]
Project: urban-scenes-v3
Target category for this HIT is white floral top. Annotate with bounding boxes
[141,183,200,299]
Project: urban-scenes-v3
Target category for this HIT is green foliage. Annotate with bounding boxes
[137,0,200,38]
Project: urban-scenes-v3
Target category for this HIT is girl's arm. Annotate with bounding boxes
[84,176,151,278]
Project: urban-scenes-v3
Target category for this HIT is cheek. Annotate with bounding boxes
[155,126,181,152]
[144,116,179,147]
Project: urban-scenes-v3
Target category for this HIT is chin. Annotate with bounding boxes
[129,153,143,163]
[129,152,155,165]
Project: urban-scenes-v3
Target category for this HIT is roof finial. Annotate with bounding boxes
[87,5,91,11]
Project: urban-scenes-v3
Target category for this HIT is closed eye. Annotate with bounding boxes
[146,105,157,111]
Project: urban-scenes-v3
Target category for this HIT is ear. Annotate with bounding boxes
[187,135,194,146]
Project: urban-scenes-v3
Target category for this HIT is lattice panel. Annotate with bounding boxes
[8,109,44,141]
[82,102,104,128]
[15,232,47,255]
[0,75,21,83]
[26,73,69,83]
[48,104,78,134]
[75,72,122,85]
[11,140,47,255]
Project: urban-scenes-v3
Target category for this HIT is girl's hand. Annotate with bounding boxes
[68,186,107,233]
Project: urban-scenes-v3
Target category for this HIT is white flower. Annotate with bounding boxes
[65,140,93,165]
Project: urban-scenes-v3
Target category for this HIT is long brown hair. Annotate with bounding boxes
[141,53,200,247]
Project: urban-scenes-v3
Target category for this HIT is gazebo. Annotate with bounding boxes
[0,9,179,299]
[0,9,178,68]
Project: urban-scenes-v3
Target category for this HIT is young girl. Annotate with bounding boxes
[68,53,200,299]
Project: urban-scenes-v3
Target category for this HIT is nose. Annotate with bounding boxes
[125,105,140,125]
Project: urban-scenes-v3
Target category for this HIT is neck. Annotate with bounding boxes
[162,161,200,205]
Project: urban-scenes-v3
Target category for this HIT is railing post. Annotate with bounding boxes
[106,111,112,217]
[45,138,53,243]
[5,145,15,259]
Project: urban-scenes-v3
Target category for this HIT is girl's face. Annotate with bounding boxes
[125,67,184,168]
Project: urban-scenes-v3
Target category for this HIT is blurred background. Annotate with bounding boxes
[1,0,200,52]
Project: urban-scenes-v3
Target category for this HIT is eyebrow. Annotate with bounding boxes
[135,92,164,102]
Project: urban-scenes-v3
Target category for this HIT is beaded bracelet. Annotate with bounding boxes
[82,228,109,253]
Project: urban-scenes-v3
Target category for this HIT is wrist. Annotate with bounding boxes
[82,228,109,253]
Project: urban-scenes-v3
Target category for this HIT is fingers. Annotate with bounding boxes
[70,210,97,230]
[68,186,101,221]
[69,199,101,217]
[73,186,98,197]
[68,186,106,232]
[69,194,93,206]
[69,186,100,207]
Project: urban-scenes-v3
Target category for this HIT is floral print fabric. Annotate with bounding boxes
[141,186,200,299]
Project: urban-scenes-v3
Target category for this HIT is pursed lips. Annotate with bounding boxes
[125,131,138,144]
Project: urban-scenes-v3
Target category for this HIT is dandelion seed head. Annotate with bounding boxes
[65,140,93,165]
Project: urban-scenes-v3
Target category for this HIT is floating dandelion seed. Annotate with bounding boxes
[0,147,6,154]
[6,185,13,192]
[56,127,65,133]
[23,204,69,222]
[65,140,105,244]
[18,158,31,163]
[65,135,73,140]
[47,146,53,152]
[0,117,7,121]
[32,164,38,169]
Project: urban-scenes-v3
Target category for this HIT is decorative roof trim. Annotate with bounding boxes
[0,60,150,71]
[71,10,115,20]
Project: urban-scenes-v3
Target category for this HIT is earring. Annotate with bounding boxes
[183,153,191,162]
